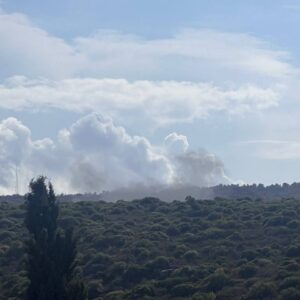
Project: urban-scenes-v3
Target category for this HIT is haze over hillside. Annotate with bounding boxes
[3,183,300,203]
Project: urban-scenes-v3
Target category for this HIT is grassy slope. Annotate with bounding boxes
[1,197,300,299]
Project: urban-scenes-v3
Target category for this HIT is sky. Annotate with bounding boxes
[1,1,300,194]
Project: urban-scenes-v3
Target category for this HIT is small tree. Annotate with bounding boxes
[25,176,87,300]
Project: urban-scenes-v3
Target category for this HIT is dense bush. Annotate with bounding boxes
[280,287,300,300]
[1,197,300,299]
[238,263,257,279]
[204,270,231,293]
[246,281,277,299]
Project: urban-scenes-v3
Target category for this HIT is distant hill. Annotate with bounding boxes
[98,183,300,202]
[2,182,300,202]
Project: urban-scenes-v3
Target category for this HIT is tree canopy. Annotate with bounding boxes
[25,176,87,300]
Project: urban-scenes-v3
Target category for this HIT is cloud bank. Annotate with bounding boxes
[0,9,291,128]
[0,77,279,125]
[0,12,85,79]
[0,114,230,195]
[0,9,296,84]
[0,9,293,128]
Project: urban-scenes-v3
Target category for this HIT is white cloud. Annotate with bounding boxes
[74,29,295,83]
[0,77,279,124]
[0,9,292,127]
[0,114,230,195]
[0,12,86,79]
[0,9,296,85]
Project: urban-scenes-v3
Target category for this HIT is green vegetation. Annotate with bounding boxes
[25,177,87,300]
[1,196,300,299]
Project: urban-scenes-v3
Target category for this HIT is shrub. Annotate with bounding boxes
[105,290,126,300]
[171,283,196,297]
[286,220,300,229]
[204,272,230,292]
[122,265,146,287]
[130,284,155,298]
[106,262,126,282]
[192,292,216,300]
[88,280,104,299]
[183,250,199,262]
[238,264,257,279]
[145,256,170,275]
[246,282,277,299]
[166,225,179,236]
[280,288,300,300]
[178,223,191,233]
[204,228,228,239]
[265,216,289,227]
[58,216,79,228]
[241,250,257,261]
[0,218,14,228]
[0,231,14,242]
[134,247,150,262]
[91,252,113,266]
[228,232,243,241]
[286,245,300,257]
[280,277,300,290]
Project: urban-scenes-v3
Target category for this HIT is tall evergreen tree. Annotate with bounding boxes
[25,176,87,300]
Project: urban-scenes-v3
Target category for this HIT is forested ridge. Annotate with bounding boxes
[1,196,300,299]
[2,182,300,203]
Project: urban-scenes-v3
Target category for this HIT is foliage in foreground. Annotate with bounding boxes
[25,177,87,300]
[1,196,300,299]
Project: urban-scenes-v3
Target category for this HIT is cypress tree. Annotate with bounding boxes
[25,176,87,300]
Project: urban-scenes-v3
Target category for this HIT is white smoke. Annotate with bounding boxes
[0,114,230,195]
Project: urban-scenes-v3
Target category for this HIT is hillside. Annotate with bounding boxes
[3,182,300,203]
[1,197,300,299]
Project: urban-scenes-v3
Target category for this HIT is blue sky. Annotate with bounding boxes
[4,0,300,49]
[1,1,300,194]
